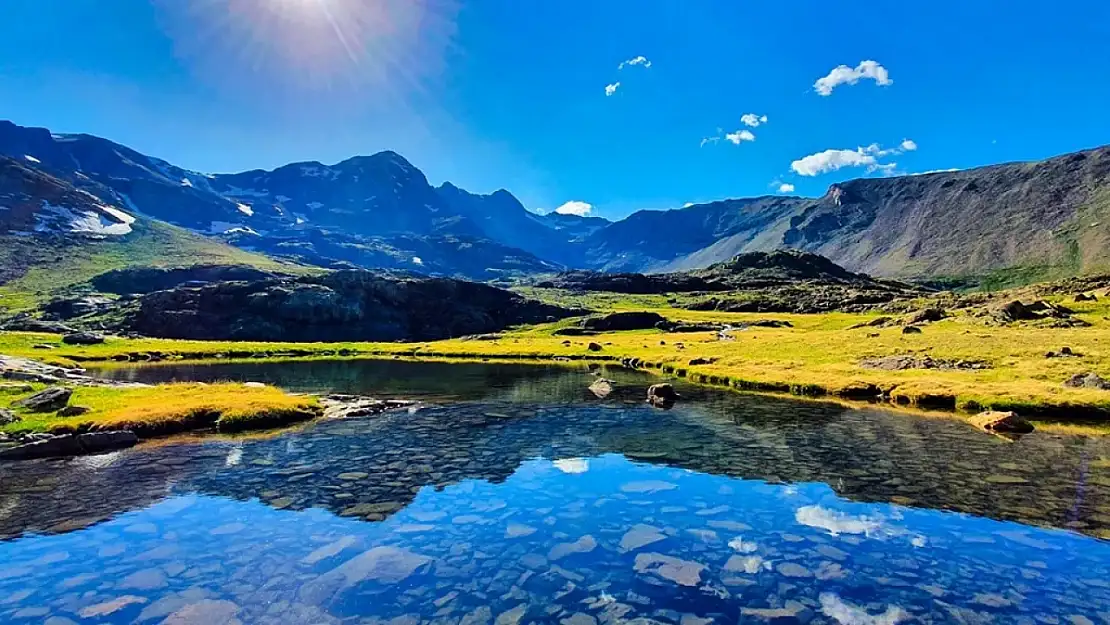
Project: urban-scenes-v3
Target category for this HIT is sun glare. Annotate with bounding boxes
[155,0,457,92]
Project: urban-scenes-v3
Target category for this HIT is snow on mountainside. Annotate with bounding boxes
[0,156,136,237]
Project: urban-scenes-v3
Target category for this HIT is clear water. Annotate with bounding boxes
[2,361,1110,624]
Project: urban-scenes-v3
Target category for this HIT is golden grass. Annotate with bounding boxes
[2,383,319,436]
[4,289,1110,423]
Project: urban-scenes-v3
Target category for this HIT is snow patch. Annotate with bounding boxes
[295,217,307,225]
[236,203,254,216]
[36,200,132,236]
[23,155,41,164]
[222,186,271,198]
[99,205,136,225]
[180,177,193,187]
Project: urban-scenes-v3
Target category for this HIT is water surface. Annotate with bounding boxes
[2,360,1109,623]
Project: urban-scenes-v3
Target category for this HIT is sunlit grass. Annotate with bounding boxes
[2,383,319,435]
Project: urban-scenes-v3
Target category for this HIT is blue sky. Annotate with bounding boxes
[2,0,1109,219]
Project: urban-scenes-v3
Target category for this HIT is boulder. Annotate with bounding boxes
[587,342,603,352]
[42,295,114,319]
[1075,293,1098,302]
[582,312,668,332]
[969,411,1034,434]
[688,357,718,366]
[0,409,19,425]
[15,387,72,412]
[62,332,105,345]
[902,326,923,334]
[77,431,139,454]
[552,328,599,337]
[0,430,138,461]
[904,308,946,324]
[647,383,680,408]
[847,316,893,330]
[588,378,615,398]
[57,405,91,417]
[1064,372,1110,390]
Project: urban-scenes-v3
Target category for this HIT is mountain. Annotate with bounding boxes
[0,158,298,309]
[4,119,1110,285]
[535,212,611,241]
[612,146,1110,280]
[581,197,806,272]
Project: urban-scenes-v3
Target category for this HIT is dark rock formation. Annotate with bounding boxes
[124,270,578,342]
[647,383,680,408]
[62,332,105,345]
[15,387,72,412]
[582,312,668,331]
[1064,372,1110,390]
[969,411,1034,435]
[91,264,282,295]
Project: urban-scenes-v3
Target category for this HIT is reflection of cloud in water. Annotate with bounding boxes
[72,451,124,470]
[796,505,883,536]
[728,536,759,553]
[820,592,908,625]
[553,458,590,474]
[224,447,243,467]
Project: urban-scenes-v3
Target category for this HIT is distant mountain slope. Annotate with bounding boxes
[0,157,302,310]
[777,146,1110,279]
[581,197,807,272]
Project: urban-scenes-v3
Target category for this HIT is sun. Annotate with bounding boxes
[155,0,458,91]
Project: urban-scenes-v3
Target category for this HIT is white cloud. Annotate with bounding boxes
[700,135,721,147]
[741,113,768,128]
[554,201,593,216]
[411,256,423,265]
[778,183,796,193]
[605,82,620,96]
[725,129,756,145]
[618,55,652,70]
[791,140,915,176]
[791,148,879,176]
[814,60,893,96]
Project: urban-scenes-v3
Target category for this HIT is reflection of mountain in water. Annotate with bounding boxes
[2,375,1109,542]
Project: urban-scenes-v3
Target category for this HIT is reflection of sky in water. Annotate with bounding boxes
[1,454,1108,624]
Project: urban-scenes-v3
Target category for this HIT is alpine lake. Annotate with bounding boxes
[2,359,1110,624]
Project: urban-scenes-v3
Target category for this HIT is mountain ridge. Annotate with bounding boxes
[3,119,1110,284]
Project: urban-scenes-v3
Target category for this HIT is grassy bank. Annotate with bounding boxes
[1,382,319,437]
[4,291,1110,423]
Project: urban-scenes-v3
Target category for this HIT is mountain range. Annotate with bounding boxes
[2,119,1109,286]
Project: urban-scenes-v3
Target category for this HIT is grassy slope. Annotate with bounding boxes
[1,382,318,436]
[6,289,1110,424]
[0,220,313,312]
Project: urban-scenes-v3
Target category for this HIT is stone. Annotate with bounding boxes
[120,568,168,590]
[741,601,808,620]
[1065,372,1110,390]
[582,311,668,331]
[587,342,603,352]
[162,599,241,625]
[0,435,83,461]
[619,524,666,552]
[901,325,923,334]
[461,606,493,625]
[78,595,148,618]
[61,332,105,345]
[904,307,947,324]
[548,535,597,560]
[0,409,19,425]
[620,480,677,494]
[80,431,139,454]
[1075,293,1098,302]
[724,555,764,574]
[776,562,813,578]
[560,614,597,625]
[646,383,679,408]
[969,411,1034,434]
[299,546,432,604]
[633,553,705,587]
[56,405,91,417]
[14,387,71,412]
[588,378,615,398]
[496,604,528,625]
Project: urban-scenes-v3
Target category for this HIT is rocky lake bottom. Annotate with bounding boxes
[2,360,1110,624]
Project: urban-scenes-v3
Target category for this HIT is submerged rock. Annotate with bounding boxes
[588,378,615,398]
[969,411,1034,434]
[633,552,705,587]
[0,430,138,461]
[647,383,680,408]
[299,546,432,604]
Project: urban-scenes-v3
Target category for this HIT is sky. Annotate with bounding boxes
[2,0,1109,220]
